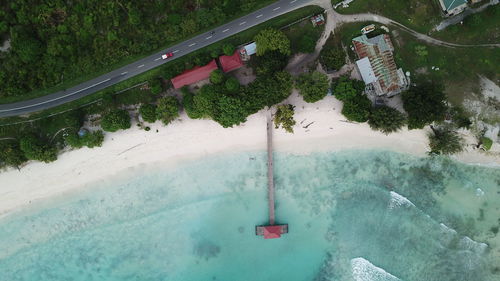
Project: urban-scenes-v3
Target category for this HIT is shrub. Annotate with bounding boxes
[222,43,235,56]
[149,78,163,95]
[368,106,406,134]
[480,137,492,151]
[210,69,225,84]
[101,109,131,132]
[139,104,158,123]
[19,135,57,163]
[156,96,179,125]
[182,87,203,119]
[0,141,26,167]
[225,77,240,93]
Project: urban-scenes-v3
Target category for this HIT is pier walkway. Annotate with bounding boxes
[256,109,288,239]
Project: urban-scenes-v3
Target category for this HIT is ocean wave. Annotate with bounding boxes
[388,191,415,210]
[351,258,401,281]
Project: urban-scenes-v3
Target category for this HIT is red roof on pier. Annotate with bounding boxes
[171,60,218,89]
[262,225,283,239]
[219,51,244,73]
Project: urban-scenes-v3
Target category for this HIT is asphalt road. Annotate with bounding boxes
[0,0,313,118]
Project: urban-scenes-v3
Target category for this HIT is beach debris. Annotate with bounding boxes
[300,118,307,124]
[303,121,315,129]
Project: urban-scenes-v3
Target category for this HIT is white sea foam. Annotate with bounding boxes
[459,236,488,254]
[388,191,415,210]
[351,257,401,281]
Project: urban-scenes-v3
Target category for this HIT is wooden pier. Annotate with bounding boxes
[256,109,288,239]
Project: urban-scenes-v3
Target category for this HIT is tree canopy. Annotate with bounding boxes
[19,135,57,163]
[333,76,372,122]
[296,71,329,103]
[428,126,464,155]
[320,48,345,71]
[0,141,26,167]
[368,106,406,134]
[254,28,291,56]
[156,96,179,125]
[402,80,447,129]
[274,104,296,133]
[210,69,225,84]
[139,104,158,123]
[101,109,131,132]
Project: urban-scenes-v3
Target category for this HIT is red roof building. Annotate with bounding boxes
[171,60,218,89]
[219,51,244,73]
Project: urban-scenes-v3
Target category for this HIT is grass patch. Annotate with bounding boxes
[432,5,500,44]
[335,0,442,33]
[284,16,325,54]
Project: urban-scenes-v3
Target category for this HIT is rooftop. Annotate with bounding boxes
[440,0,468,11]
[171,60,218,89]
[219,51,244,73]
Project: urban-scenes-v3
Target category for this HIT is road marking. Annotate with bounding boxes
[273,7,281,11]
[290,0,297,3]
[0,78,112,112]
[121,72,128,75]
[188,43,196,47]
[222,28,229,32]
[239,21,246,25]
[206,36,212,40]
[173,50,179,53]
[154,57,161,61]
[256,14,263,18]
[138,64,145,68]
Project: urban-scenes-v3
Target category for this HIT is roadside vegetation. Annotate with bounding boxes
[283,19,325,54]
[319,33,346,71]
[0,0,277,104]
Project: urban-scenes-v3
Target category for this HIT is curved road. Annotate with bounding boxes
[0,0,313,118]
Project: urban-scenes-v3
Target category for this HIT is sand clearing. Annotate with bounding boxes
[0,92,498,217]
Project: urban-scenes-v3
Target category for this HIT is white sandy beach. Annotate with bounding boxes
[0,92,498,217]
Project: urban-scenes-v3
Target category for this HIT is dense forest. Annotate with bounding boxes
[0,0,271,101]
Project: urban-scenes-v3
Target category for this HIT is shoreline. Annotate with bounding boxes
[0,92,498,218]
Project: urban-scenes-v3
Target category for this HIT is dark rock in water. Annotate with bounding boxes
[238,226,245,233]
[194,240,221,260]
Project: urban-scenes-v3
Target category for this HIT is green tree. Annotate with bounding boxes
[342,96,372,123]
[0,141,26,167]
[402,81,447,129]
[19,135,57,163]
[320,48,345,71]
[253,51,289,76]
[428,126,464,155]
[333,76,359,101]
[296,71,329,103]
[139,104,158,123]
[81,131,104,148]
[274,104,296,133]
[254,28,291,56]
[181,87,203,119]
[225,77,240,92]
[213,95,247,128]
[101,109,131,132]
[368,106,406,134]
[210,69,225,84]
[10,27,45,63]
[222,43,235,56]
[156,96,179,125]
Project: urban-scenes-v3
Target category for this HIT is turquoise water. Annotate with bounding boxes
[0,150,499,281]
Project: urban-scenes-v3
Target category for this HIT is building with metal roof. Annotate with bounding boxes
[171,60,218,89]
[352,34,408,97]
[438,0,468,15]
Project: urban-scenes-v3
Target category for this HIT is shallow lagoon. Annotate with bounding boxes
[0,150,499,281]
